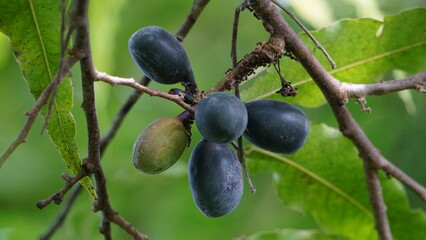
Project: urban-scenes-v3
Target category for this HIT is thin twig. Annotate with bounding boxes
[234,84,256,193]
[101,76,151,148]
[380,159,426,201]
[36,170,88,209]
[109,214,147,240]
[231,5,256,193]
[341,71,426,99]
[176,0,211,41]
[231,2,248,67]
[237,136,256,193]
[95,71,195,114]
[269,0,336,69]
[209,41,284,92]
[39,185,83,240]
[0,85,51,167]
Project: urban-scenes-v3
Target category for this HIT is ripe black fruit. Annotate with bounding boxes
[195,92,248,143]
[188,139,243,218]
[244,99,309,154]
[133,117,187,174]
[128,26,195,84]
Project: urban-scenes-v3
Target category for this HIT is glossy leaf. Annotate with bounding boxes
[0,1,96,198]
[246,124,426,240]
[244,229,347,240]
[241,8,426,107]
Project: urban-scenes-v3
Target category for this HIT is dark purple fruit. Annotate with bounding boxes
[128,26,195,85]
[244,99,308,154]
[195,92,248,143]
[188,139,243,218]
[133,117,188,174]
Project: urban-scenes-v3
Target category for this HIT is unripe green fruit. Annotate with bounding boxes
[133,117,188,174]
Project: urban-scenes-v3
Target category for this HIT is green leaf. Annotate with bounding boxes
[246,124,426,240]
[244,229,347,240]
[241,8,426,107]
[0,1,96,198]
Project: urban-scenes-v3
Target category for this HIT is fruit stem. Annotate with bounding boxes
[236,137,256,194]
[177,111,195,147]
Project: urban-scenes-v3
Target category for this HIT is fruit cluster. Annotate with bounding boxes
[129,26,309,218]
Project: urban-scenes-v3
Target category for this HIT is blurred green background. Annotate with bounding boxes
[0,0,425,239]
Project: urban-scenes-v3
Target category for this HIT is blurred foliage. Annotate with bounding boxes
[0,0,425,240]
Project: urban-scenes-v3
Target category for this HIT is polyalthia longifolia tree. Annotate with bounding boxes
[0,0,425,239]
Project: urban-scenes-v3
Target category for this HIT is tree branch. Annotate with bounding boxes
[341,71,426,99]
[269,0,336,69]
[380,158,426,201]
[0,83,53,167]
[176,0,211,41]
[36,170,88,209]
[209,41,284,92]
[101,76,151,149]
[73,0,148,239]
[95,71,195,114]
[363,160,393,239]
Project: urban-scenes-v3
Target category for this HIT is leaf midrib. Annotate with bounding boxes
[252,40,426,100]
[28,0,76,163]
[249,146,373,219]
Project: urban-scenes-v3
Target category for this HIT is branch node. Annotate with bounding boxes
[92,202,102,213]
[61,173,72,182]
[36,169,89,209]
[83,157,96,172]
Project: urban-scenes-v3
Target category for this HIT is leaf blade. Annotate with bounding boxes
[0,0,96,199]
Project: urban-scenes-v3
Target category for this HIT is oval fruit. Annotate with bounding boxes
[133,117,188,174]
[188,139,243,218]
[244,99,309,154]
[195,92,248,143]
[128,26,195,84]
